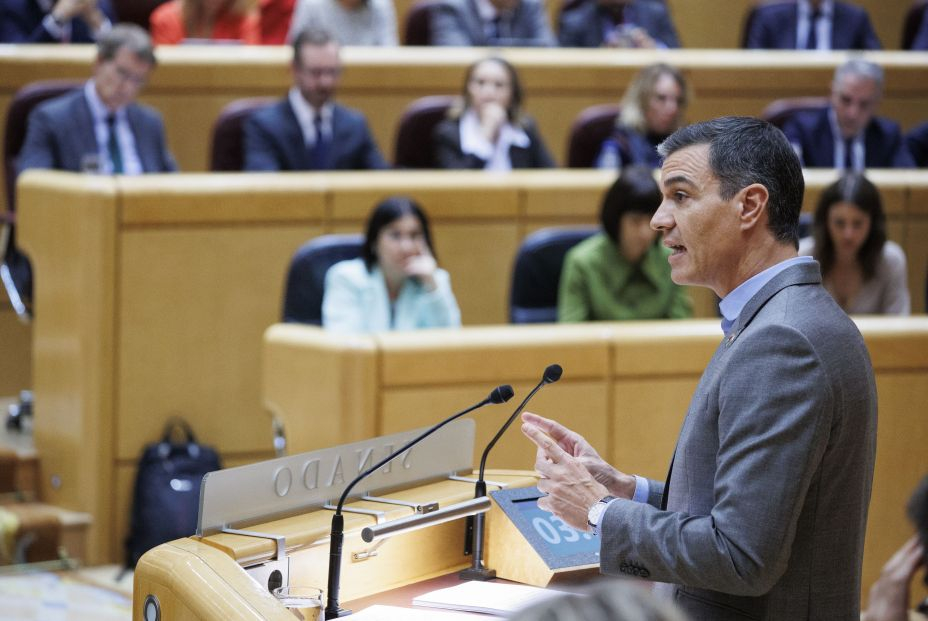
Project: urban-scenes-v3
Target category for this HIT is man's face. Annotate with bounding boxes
[292,42,341,110]
[93,47,152,111]
[652,144,744,297]
[831,73,880,139]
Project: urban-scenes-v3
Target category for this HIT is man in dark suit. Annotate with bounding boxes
[243,27,387,171]
[558,0,680,48]
[431,0,555,47]
[18,23,177,175]
[907,122,928,167]
[0,0,116,43]
[782,59,914,169]
[744,0,880,50]
[523,117,877,620]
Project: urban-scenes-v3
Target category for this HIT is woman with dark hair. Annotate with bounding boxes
[799,173,910,315]
[557,165,691,322]
[433,57,554,170]
[595,63,688,169]
[322,196,461,333]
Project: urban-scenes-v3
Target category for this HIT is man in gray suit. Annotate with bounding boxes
[431,0,555,47]
[18,23,176,175]
[523,116,877,620]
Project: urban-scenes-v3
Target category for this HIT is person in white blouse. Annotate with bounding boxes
[322,196,461,333]
[432,56,554,170]
[798,173,910,315]
[287,0,397,46]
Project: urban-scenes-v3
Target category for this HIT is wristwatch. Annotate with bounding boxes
[587,496,616,535]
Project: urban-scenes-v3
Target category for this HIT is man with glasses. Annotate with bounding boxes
[18,23,177,175]
[244,26,387,171]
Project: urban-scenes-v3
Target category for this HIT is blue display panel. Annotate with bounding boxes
[491,486,601,570]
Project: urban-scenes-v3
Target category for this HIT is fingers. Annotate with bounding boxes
[521,422,571,464]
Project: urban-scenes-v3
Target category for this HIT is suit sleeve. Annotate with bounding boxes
[149,110,178,172]
[0,8,57,43]
[17,107,58,173]
[857,12,882,50]
[242,114,283,171]
[888,129,916,168]
[524,0,555,46]
[321,263,368,334]
[557,249,592,322]
[525,121,556,168]
[358,118,388,170]
[743,10,768,49]
[649,4,680,48]
[556,11,585,47]
[430,5,472,46]
[599,324,834,596]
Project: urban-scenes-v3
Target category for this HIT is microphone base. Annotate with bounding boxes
[324,607,352,619]
[458,566,497,581]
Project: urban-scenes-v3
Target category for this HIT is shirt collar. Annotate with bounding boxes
[475,0,500,21]
[288,87,333,141]
[799,0,833,17]
[84,80,125,122]
[719,255,813,334]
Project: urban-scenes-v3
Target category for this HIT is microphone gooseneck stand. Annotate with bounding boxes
[324,384,514,619]
[460,364,563,581]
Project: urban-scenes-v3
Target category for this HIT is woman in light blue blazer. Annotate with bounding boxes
[322,196,461,333]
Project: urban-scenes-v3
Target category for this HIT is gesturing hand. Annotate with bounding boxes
[864,535,924,621]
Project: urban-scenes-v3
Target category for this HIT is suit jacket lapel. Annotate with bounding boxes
[73,92,99,169]
[281,100,311,170]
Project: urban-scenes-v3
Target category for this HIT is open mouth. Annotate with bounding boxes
[666,242,686,256]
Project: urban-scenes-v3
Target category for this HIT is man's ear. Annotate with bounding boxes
[739,183,769,232]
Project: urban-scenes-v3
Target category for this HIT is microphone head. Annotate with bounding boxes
[489,385,515,404]
[542,364,563,384]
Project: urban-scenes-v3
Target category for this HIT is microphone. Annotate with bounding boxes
[460,364,562,581]
[325,384,514,619]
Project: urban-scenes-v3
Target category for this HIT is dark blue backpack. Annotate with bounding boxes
[124,418,221,568]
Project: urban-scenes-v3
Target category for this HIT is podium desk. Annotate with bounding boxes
[263,318,928,609]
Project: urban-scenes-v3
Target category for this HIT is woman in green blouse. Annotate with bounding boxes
[558,165,692,322]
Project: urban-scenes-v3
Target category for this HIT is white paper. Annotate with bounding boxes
[412,581,565,615]
[351,604,504,620]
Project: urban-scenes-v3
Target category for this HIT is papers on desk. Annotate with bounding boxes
[412,580,565,616]
[350,604,504,620]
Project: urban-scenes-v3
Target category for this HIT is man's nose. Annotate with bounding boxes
[651,201,672,231]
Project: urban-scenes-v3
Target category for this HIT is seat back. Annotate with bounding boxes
[393,95,456,168]
[209,97,276,171]
[282,234,365,325]
[565,104,620,168]
[902,0,928,49]
[112,0,171,28]
[759,96,829,129]
[4,80,81,213]
[403,0,440,45]
[509,227,598,323]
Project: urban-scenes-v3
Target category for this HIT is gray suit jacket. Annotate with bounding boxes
[558,0,680,48]
[17,87,177,174]
[600,261,877,620]
[431,0,555,47]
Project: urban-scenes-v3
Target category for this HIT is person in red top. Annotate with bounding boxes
[259,0,294,44]
[149,0,261,44]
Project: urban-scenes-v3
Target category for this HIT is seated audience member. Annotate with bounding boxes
[745,0,880,50]
[1,0,115,43]
[558,0,680,49]
[595,63,688,169]
[907,122,928,167]
[149,0,261,44]
[510,580,688,621]
[433,57,554,170]
[558,165,691,322]
[431,0,555,47]
[782,59,914,169]
[244,27,387,171]
[260,0,294,44]
[863,474,928,621]
[287,0,397,45]
[322,196,461,333]
[18,24,177,175]
[799,173,910,315]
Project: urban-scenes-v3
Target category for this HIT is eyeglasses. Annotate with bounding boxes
[112,64,148,88]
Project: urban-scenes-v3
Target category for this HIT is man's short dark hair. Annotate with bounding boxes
[292,26,338,65]
[98,23,156,66]
[657,116,804,247]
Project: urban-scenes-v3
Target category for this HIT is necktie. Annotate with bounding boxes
[310,115,329,170]
[106,114,123,174]
[805,9,820,50]
[844,139,855,170]
[489,16,502,42]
